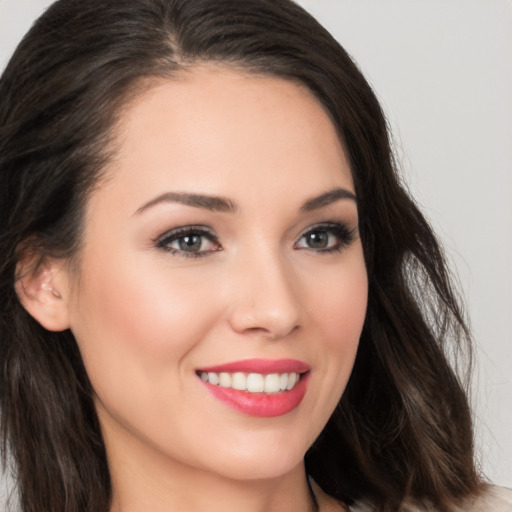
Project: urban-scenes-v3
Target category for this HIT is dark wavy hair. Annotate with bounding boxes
[0,1,481,511]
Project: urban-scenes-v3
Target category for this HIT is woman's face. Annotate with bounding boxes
[62,67,368,482]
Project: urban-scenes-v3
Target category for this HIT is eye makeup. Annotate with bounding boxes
[153,219,357,259]
[294,221,357,254]
[154,225,222,258]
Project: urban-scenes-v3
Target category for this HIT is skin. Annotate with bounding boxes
[38,67,368,511]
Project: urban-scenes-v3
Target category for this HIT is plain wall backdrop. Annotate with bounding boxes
[1,0,511,501]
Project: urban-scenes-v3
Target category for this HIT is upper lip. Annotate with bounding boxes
[196,358,310,374]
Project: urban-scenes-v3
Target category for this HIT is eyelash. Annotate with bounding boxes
[155,226,221,258]
[154,221,356,258]
[294,222,356,253]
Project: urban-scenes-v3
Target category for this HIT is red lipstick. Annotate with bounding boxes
[197,358,310,375]
[196,358,310,418]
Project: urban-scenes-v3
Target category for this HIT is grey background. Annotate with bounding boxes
[1,0,511,502]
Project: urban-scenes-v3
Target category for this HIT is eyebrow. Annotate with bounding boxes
[135,187,356,216]
[135,192,237,215]
[300,187,357,212]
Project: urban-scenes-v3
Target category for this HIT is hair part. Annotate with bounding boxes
[0,1,480,511]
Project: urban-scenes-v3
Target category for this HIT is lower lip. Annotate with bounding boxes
[200,373,309,417]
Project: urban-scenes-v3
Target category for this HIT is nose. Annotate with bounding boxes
[226,249,301,340]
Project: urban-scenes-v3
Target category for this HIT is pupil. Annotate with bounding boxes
[179,235,202,251]
[308,231,328,248]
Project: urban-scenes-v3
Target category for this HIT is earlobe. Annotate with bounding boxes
[15,259,71,332]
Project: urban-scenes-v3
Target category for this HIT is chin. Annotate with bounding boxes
[193,434,309,482]
[210,457,304,483]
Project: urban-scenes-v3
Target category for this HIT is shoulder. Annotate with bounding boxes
[312,483,512,512]
[349,486,512,512]
[461,486,512,512]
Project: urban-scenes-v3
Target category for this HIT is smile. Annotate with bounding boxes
[196,359,310,417]
[198,371,300,394]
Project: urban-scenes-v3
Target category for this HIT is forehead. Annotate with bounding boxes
[94,66,353,215]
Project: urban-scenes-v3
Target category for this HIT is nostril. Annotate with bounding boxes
[236,323,299,340]
[226,263,301,338]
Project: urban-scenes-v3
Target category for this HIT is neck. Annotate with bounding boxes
[110,466,316,512]
[103,417,317,512]
[109,455,316,512]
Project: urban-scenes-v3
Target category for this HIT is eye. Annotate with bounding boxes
[294,222,356,253]
[155,226,221,257]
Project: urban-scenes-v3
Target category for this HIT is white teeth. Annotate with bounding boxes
[264,373,281,393]
[208,372,220,385]
[199,371,301,394]
[231,372,246,390]
[286,372,298,390]
[219,372,231,387]
[246,373,264,392]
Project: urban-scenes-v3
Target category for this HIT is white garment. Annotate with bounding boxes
[312,482,512,512]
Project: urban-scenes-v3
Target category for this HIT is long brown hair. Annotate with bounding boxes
[0,1,480,511]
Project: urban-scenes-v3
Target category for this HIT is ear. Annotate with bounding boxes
[15,256,71,332]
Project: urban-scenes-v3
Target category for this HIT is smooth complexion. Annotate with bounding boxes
[50,67,368,511]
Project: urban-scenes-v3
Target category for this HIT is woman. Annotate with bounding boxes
[0,0,510,511]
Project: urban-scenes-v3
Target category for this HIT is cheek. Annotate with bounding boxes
[304,249,367,412]
[68,251,221,391]
[309,250,368,350]
[67,252,229,455]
